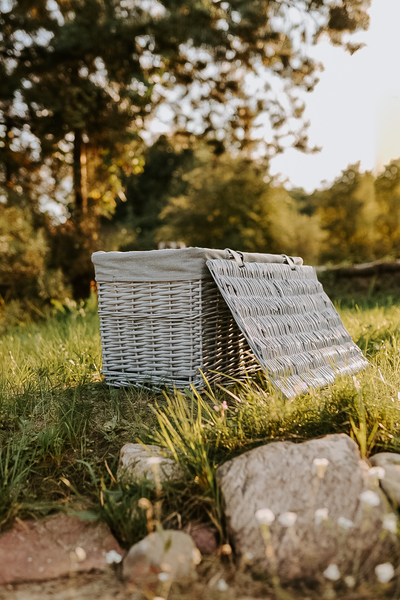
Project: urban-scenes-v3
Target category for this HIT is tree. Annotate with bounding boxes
[0,0,371,296]
[374,160,400,258]
[156,147,320,259]
[110,135,194,250]
[315,164,379,264]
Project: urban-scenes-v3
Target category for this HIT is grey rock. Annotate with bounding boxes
[117,443,184,484]
[370,452,400,505]
[122,530,200,586]
[217,434,397,582]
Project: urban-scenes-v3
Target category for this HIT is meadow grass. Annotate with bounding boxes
[1,292,400,585]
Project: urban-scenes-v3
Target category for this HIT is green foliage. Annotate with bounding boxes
[374,159,400,256]
[109,136,194,250]
[0,203,71,332]
[0,204,47,298]
[314,164,379,264]
[156,148,323,261]
[0,422,38,527]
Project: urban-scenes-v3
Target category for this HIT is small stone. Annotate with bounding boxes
[183,523,218,555]
[370,453,400,506]
[117,443,184,484]
[0,514,123,585]
[122,530,198,586]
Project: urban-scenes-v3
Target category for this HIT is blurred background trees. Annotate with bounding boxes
[4,0,400,326]
[155,146,322,260]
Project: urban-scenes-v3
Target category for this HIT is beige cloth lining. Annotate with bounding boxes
[92,247,303,282]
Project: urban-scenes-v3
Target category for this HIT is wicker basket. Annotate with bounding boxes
[92,248,299,389]
[92,247,367,395]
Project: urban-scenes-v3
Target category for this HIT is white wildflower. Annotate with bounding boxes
[255,508,275,526]
[74,547,86,562]
[217,579,228,591]
[368,466,385,480]
[337,517,354,530]
[398,391,400,401]
[313,457,329,478]
[382,513,398,534]
[278,511,297,527]
[323,563,341,581]
[158,572,170,582]
[344,575,356,588]
[359,490,380,507]
[375,562,394,583]
[192,548,202,565]
[315,507,329,525]
[106,550,123,564]
[138,497,152,510]
[147,456,162,465]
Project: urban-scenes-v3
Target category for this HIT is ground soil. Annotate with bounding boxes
[0,569,394,600]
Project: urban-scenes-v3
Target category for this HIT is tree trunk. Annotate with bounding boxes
[70,130,94,299]
[73,130,88,217]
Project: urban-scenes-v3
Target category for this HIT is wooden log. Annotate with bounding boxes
[316,260,400,278]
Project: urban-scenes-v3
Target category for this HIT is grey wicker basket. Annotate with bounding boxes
[92,247,367,396]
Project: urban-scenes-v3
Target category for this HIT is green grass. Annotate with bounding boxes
[2,293,400,557]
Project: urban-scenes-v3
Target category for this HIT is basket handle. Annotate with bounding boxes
[282,254,296,270]
[225,248,244,267]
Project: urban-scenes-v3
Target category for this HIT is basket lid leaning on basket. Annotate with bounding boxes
[92,247,368,397]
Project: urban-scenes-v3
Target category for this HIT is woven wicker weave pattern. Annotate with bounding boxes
[206,259,368,397]
[97,277,259,389]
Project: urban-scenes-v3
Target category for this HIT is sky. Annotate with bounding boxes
[268,0,400,192]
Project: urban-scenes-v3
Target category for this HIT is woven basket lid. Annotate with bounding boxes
[206,257,368,397]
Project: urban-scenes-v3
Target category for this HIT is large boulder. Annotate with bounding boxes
[0,513,123,585]
[217,434,397,582]
[117,443,184,484]
[370,452,400,506]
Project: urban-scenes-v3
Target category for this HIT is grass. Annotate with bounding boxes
[2,293,400,596]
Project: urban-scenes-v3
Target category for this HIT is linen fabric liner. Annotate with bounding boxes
[206,258,368,398]
[92,247,303,283]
